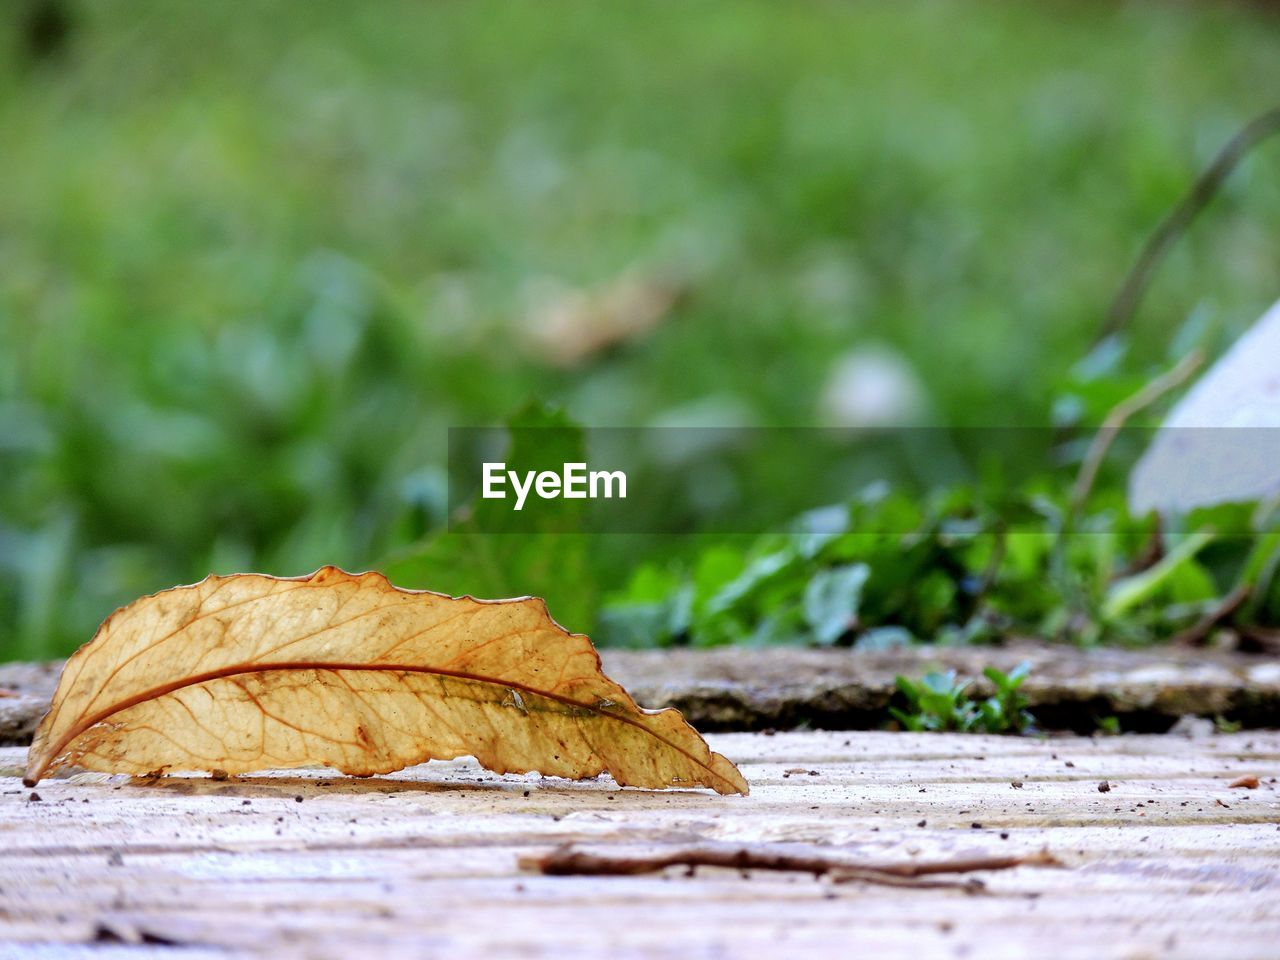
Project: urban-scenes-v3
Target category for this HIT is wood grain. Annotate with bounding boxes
[2,730,1278,959]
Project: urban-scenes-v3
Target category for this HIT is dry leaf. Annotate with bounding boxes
[523,271,680,367]
[24,568,747,794]
[1228,775,1260,789]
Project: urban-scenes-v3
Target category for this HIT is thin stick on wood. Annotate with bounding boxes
[521,843,1062,884]
[1069,348,1204,520]
[829,871,986,892]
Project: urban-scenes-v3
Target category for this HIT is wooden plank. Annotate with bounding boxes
[1,731,1278,959]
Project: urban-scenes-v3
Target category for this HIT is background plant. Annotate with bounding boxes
[3,2,1280,658]
[890,665,1034,734]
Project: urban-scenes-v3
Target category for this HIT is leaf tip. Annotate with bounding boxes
[721,765,750,796]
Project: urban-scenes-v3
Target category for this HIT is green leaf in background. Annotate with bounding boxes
[1102,529,1215,621]
[803,563,869,645]
[855,626,915,650]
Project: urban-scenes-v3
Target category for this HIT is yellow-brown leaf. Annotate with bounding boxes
[24,568,747,795]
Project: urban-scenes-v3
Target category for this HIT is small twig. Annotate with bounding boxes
[521,843,1062,885]
[1170,582,1252,646]
[1240,626,1280,653]
[830,871,986,892]
[1098,106,1280,346]
[1125,514,1165,574]
[1069,348,1204,520]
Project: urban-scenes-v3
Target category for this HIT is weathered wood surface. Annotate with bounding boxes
[1,730,1278,959]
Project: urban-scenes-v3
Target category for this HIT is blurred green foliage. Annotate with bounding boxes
[597,487,1280,648]
[2,1,1280,658]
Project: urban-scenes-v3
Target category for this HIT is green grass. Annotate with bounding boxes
[2,1,1280,658]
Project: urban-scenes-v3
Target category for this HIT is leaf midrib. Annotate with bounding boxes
[30,661,740,793]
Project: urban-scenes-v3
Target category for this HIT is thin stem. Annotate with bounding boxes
[1099,106,1280,346]
[1170,582,1251,647]
[1068,348,1204,521]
